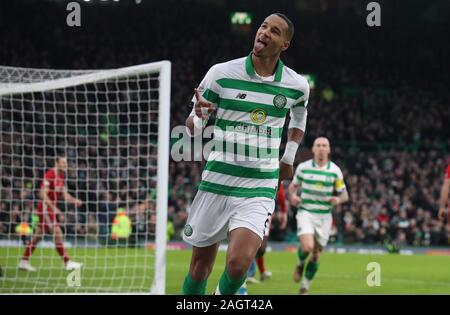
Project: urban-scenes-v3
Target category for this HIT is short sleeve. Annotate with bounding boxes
[292,163,304,185]
[289,76,310,131]
[189,65,221,116]
[334,167,346,193]
[291,75,310,109]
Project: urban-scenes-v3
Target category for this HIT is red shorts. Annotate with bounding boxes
[37,202,59,233]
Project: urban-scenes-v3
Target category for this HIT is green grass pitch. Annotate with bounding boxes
[1,247,450,294]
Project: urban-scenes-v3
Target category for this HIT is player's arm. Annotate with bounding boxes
[288,181,302,207]
[185,89,215,136]
[287,165,303,207]
[63,186,82,207]
[328,171,349,206]
[280,128,304,180]
[279,81,309,180]
[185,66,220,137]
[438,177,450,221]
[329,189,349,206]
[39,185,59,212]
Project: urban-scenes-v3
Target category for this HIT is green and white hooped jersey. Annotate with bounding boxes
[292,159,346,214]
[191,53,310,199]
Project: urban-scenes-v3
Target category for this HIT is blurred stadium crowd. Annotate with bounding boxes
[1,0,449,246]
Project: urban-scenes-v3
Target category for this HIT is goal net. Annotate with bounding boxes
[0,61,171,294]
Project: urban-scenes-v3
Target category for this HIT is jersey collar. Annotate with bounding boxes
[312,159,331,169]
[245,52,284,82]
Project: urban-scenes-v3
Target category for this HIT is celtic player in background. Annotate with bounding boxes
[181,13,310,295]
[288,137,349,295]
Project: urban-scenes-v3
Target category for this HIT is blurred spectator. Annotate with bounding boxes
[0,0,448,247]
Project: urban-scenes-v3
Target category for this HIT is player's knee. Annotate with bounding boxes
[54,233,63,243]
[190,268,210,282]
[301,243,314,254]
[190,259,213,281]
[226,255,250,279]
[190,270,210,282]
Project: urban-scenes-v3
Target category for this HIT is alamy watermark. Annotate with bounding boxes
[66,2,81,27]
[66,1,142,27]
[66,268,82,287]
[366,262,381,287]
[170,124,278,166]
[366,2,381,27]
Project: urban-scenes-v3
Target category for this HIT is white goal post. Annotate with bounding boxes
[0,61,171,294]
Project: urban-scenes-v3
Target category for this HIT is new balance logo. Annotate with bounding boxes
[235,93,247,99]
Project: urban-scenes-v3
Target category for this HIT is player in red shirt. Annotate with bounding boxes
[18,156,83,272]
[246,182,288,285]
[438,164,450,225]
[258,182,288,280]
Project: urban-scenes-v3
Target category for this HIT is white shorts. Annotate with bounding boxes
[296,210,332,247]
[183,191,275,247]
[264,215,272,237]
